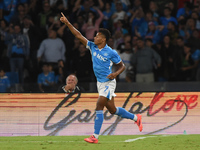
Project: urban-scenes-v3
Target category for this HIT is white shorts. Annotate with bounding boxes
[97,79,117,100]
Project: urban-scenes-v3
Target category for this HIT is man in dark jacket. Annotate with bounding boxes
[57,74,84,93]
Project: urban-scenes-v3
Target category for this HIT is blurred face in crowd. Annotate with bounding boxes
[192,30,199,38]
[0,20,7,29]
[116,3,123,12]
[48,29,57,39]
[149,1,157,11]
[148,23,155,31]
[167,2,174,11]
[132,36,138,46]
[43,2,50,13]
[137,39,144,49]
[134,0,141,7]
[191,12,199,20]
[163,35,170,44]
[145,40,153,47]
[105,2,111,10]
[186,18,195,28]
[176,38,184,47]
[184,46,191,54]
[167,22,175,30]
[145,12,153,21]
[164,8,171,17]
[0,70,5,78]
[42,65,49,74]
[66,75,77,85]
[14,25,21,34]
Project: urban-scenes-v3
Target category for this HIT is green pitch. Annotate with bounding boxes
[0,135,200,150]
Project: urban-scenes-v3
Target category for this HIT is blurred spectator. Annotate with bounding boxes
[191,48,200,81]
[131,35,139,52]
[191,11,200,30]
[110,0,129,13]
[102,2,113,30]
[149,1,159,22]
[166,21,179,44]
[137,10,158,39]
[113,29,124,49]
[0,68,10,93]
[117,33,131,53]
[165,1,177,17]
[71,43,93,84]
[37,1,53,36]
[0,0,18,23]
[75,0,98,20]
[176,43,197,81]
[0,19,9,70]
[57,74,84,93]
[155,35,176,81]
[145,38,154,48]
[176,1,192,19]
[55,59,67,84]
[37,62,55,93]
[187,29,200,50]
[114,19,128,35]
[118,41,133,82]
[10,3,26,26]
[111,1,127,30]
[130,7,145,36]
[6,24,29,85]
[184,18,196,40]
[81,7,104,41]
[159,7,178,36]
[22,15,43,82]
[130,0,142,12]
[142,21,162,44]
[37,28,66,70]
[130,38,161,83]
[178,19,187,39]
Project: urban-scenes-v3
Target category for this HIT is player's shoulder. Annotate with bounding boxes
[105,45,119,55]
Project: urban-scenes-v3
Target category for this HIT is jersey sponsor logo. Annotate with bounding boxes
[97,54,107,62]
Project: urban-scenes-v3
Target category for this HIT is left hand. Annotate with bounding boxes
[106,73,117,80]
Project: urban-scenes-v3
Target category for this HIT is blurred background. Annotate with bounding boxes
[0,0,200,93]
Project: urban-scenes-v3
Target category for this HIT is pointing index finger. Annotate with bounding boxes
[61,12,65,18]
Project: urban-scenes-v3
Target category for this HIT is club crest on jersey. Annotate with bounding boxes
[93,52,97,56]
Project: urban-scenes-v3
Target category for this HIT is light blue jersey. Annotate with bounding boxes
[86,41,121,82]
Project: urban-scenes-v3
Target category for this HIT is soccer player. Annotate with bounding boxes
[60,12,143,143]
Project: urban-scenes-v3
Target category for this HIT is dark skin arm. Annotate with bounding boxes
[60,12,87,46]
[107,61,125,80]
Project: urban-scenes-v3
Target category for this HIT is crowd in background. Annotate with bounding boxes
[0,0,200,92]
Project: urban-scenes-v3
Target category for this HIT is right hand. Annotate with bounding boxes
[60,12,69,25]
[64,84,75,92]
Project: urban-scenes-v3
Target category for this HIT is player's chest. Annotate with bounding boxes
[92,50,110,62]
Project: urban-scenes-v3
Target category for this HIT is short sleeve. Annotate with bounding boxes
[111,50,121,64]
[37,74,42,84]
[86,41,93,53]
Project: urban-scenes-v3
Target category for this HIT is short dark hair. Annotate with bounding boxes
[99,28,111,42]
[184,43,192,48]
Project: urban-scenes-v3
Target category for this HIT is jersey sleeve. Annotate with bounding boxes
[86,41,94,53]
[111,50,121,64]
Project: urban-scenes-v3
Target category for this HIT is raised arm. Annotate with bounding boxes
[60,12,88,46]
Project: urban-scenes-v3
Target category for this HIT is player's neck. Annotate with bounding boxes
[97,43,106,49]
